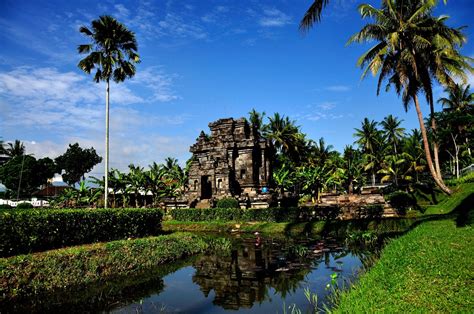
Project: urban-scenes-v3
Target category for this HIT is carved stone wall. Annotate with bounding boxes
[185,118,272,205]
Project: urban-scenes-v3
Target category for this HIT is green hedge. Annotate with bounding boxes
[216,197,239,208]
[0,208,163,257]
[170,207,330,222]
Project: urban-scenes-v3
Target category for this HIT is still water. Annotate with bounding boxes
[109,235,369,313]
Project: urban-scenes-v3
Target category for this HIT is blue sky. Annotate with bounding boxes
[1,0,473,176]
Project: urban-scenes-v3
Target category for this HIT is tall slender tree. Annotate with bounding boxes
[4,140,25,158]
[77,16,140,208]
[354,118,383,185]
[380,115,405,154]
[348,0,472,194]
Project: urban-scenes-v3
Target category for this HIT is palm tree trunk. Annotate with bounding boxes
[104,80,110,208]
[414,95,452,195]
[429,102,442,179]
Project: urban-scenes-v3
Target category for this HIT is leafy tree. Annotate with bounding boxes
[126,164,146,208]
[378,154,411,186]
[272,163,294,197]
[348,0,472,194]
[0,156,57,197]
[55,143,102,186]
[78,15,140,208]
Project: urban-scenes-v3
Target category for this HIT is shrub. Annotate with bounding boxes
[216,197,239,208]
[387,191,417,214]
[0,208,163,257]
[16,202,34,209]
[170,207,314,222]
[0,204,13,210]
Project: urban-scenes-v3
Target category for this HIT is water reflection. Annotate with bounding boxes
[6,235,370,313]
[191,236,360,311]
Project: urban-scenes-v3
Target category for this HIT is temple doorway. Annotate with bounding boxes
[201,176,212,199]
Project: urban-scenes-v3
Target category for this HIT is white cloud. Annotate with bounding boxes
[0,66,182,145]
[157,13,207,40]
[114,4,130,18]
[325,85,351,92]
[318,102,337,111]
[259,8,292,27]
[131,67,180,102]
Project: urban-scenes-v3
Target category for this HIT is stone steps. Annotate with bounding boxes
[196,199,211,209]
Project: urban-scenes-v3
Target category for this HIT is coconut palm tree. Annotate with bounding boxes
[438,83,474,157]
[342,145,365,194]
[354,118,383,185]
[4,140,25,158]
[348,0,472,194]
[380,115,405,154]
[299,0,448,32]
[77,16,140,208]
[438,83,474,114]
[299,0,330,32]
[248,109,266,133]
[403,129,426,182]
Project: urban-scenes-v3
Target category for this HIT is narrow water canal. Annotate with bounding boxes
[8,233,379,313]
[109,234,372,313]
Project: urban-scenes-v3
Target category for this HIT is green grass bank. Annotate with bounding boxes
[0,232,227,304]
[334,185,474,313]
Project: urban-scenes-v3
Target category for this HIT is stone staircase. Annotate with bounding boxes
[196,199,211,209]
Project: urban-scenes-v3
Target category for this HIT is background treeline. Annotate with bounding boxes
[1,83,472,207]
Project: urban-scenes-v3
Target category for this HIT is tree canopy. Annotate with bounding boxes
[55,143,102,186]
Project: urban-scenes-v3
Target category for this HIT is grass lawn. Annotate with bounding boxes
[335,184,474,313]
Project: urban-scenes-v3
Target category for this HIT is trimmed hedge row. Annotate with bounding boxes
[0,208,163,257]
[170,207,325,222]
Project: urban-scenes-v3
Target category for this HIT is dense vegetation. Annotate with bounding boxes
[0,208,163,257]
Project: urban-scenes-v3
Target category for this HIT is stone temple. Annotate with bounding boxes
[185,118,273,208]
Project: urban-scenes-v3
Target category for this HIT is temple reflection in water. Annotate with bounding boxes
[192,236,343,310]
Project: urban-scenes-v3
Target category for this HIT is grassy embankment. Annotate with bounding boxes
[334,183,474,312]
[0,232,228,305]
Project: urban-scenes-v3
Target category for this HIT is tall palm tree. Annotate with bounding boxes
[248,108,266,133]
[438,83,473,157]
[354,118,383,185]
[299,0,448,32]
[4,140,25,158]
[380,115,405,154]
[348,0,472,194]
[299,0,330,32]
[438,83,474,114]
[77,16,140,208]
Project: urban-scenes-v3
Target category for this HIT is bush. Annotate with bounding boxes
[0,204,13,210]
[170,207,315,222]
[16,202,34,209]
[387,191,417,214]
[0,208,163,257]
[216,197,239,208]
